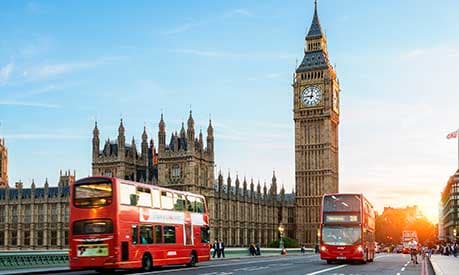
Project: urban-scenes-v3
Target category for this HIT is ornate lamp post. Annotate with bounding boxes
[278,225,285,249]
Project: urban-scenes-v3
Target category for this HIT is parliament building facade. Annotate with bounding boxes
[0,1,339,249]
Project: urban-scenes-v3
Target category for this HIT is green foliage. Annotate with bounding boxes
[267,237,300,248]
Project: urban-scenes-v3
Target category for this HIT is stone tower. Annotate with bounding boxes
[92,120,156,183]
[293,1,340,246]
[157,111,215,194]
[0,138,8,188]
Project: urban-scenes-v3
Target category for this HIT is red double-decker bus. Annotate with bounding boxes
[69,176,210,272]
[319,193,375,264]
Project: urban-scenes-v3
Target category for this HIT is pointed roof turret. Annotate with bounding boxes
[93,121,99,137]
[118,118,125,135]
[207,118,214,137]
[306,0,324,39]
[159,113,165,132]
[180,122,186,138]
[199,129,203,144]
[142,126,148,141]
[187,110,194,129]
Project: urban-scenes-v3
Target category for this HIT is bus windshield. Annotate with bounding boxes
[74,180,112,208]
[322,226,361,245]
[323,195,361,212]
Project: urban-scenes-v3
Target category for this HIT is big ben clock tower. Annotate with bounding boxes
[293,1,339,246]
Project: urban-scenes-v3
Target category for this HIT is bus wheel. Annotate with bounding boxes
[187,252,197,267]
[142,254,153,272]
[326,260,332,264]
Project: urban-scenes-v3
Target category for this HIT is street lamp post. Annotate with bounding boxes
[278,225,285,249]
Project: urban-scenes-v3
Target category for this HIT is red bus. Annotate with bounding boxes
[319,193,375,264]
[69,176,210,272]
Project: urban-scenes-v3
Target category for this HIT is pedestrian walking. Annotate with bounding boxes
[249,243,256,256]
[218,239,225,258]
[256,242,261,256]
[212,239,219,258]
[301,245,305,254]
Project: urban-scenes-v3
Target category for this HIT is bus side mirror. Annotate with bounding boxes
[130,194,139,206]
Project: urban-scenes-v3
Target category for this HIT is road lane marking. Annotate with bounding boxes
[401,267,405,271]
[396,273,400,275]
[133,255,317,274]
[304,264,347,275]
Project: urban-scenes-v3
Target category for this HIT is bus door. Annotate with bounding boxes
[184,213,193,246]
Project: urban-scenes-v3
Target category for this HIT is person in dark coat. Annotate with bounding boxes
[249,243,256,256]
[212,239,219,258]
[256,242,261,256]
[218,239,225,258]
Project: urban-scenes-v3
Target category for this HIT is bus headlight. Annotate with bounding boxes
[321,246,327,251]
[357,245,363,252]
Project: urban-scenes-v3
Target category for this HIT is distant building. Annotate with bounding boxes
[0,138,8,188]
[440,170,459,242]
[438,202,445,241]
[0,171,74,250]
[383,206,421,223]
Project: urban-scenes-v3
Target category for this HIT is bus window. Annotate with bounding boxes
[194,197,204,213]
[161,191,174,210]
[173,194,186,211]
[120,183,136,206]
[152,189,161,208]
[185,196,193,212]
[201,226,210,243]
[74,180,112,208]
[164,226,176,244]
[137,187,152,207]
[132,225,138,245]
[140,225,153,244]
[154,225,163,243]
[73,219,113,235]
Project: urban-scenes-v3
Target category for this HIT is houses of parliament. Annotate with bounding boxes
[0,1,339,249]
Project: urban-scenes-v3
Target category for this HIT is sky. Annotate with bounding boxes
[1,0,459,223]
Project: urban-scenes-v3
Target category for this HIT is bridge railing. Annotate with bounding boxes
[0,250,68,270]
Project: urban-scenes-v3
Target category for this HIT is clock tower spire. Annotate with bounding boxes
[293,0,340,246]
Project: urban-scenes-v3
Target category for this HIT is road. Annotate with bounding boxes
[39,253,433,275]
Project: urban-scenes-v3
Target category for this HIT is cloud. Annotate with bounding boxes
[0,100,60,108]
[161,23,200,35]
[401,45,459,59]
[23,56,126,80]
[0,63,14,85]
[171,49,295,59]
[224,9,253,18]
[161,8,253,35]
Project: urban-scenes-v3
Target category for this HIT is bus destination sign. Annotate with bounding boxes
[324,214,359,223]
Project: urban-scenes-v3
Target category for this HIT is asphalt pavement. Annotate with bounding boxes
[7,253,433,275]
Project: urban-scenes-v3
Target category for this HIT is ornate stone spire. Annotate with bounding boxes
[142,126,148,141]
[118,118,125,136]
[187,110,194,130]
[306,0,324,39]
[159,113,165,131]
[93,121,99,137]
[180,122,186,138]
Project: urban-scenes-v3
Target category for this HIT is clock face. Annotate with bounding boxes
[301,86,322,107]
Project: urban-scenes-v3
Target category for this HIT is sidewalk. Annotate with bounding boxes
[430,254,459,275]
